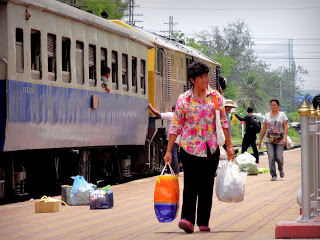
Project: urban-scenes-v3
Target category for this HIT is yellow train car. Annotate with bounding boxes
[111,21,222,171]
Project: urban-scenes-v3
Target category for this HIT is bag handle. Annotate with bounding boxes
[212,94,219,110]
[160,162,175,176]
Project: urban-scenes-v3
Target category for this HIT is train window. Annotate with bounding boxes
[181,55,183,69]
[31,30,41,79]
[156,47,163,76]
[100,48,108,88]
[122,54,128,91]
[111,51,118,90]
[89,45,96,87]
[132,56,137,93]
[101,48,107,68]
[16,28,24,72]
[47,34,56,81]
[62,37,71,83]
[140,59,146,95]
[184,57,193,91]
[76,41,84,85]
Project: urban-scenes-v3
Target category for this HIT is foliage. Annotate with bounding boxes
[196,20,257,83]
[57,0,127,19]
[287,111,300,122]
[213,53,237,78]
[236,73,269,112]
[223,81,238,100]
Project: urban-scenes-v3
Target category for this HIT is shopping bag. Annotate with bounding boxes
[69,175,94,206]
[231,114,239,126]
[213,95,225,146]
[236,152,258,175]
[286,135,294,149]
[215,161,247,203]
[89,185,114,209]
[154,163,179,223]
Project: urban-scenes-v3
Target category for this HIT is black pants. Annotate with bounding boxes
[180,147,220,227]
[241,134,259,163]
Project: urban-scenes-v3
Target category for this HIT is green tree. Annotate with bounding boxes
[236,73,269,112]
[57,0,127,19]
[196,20,257,83]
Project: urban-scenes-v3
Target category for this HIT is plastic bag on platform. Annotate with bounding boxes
[236,152,258,175]
[215,161,247,203]
[90,185,114,209]
[154,163,179,223]
[70,175,94,206]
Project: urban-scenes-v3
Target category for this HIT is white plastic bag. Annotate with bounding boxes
[216,109,226,146]
[286,136,294,149]
[219,146,227,160]
[215,161,247,203]
[235,152,256,165]
[235,152,258,175]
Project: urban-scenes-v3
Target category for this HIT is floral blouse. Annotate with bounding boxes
[169,87,228,157]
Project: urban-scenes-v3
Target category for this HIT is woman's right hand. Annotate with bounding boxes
[163,151,172,165]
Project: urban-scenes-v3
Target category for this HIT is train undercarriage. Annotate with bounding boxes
[0,128,167,204]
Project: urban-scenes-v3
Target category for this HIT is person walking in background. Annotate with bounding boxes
[164,61,235,234]
[101,66,111,93]
[224,99,236,141]
[258,99,288,181]
[148,103,180,175]
[234,107,260,163]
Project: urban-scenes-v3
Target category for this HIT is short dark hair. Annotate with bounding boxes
[101,66,111,76]
[187,61,209,84]
[171,104,176,111]
[270,99,280,106]
[247,107,254,113]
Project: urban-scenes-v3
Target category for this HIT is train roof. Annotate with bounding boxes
[131,26,220,65]
[2,0,154,48]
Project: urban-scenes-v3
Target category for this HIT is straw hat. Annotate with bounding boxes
[224,99,235,108]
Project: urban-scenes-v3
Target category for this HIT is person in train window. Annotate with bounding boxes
[101,66,111,93]
[148,103,180,175]
[164,61,235,233]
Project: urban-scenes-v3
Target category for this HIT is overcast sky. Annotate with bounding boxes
[129,0,320,92]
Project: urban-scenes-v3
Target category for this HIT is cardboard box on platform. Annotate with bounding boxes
[35,198,60,213]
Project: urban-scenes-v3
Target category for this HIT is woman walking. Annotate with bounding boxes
[258,99,288,181]
[163,61,235,233]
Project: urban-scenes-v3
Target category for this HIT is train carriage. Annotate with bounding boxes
[0,0,223,203]
[0,0,153,201]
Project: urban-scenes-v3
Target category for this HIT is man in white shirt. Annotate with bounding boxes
[148,103,180,174]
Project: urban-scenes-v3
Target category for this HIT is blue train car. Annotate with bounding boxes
[0,0,153,202]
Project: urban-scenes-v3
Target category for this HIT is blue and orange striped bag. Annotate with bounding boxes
[154,163,179,222]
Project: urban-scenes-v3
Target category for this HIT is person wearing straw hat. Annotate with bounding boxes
[224,99,236,138]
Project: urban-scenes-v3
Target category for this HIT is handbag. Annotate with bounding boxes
[213,95,225,146]
[154,163,179,223]
[267,133,283,144]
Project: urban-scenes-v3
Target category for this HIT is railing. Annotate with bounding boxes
[298,101,320,221]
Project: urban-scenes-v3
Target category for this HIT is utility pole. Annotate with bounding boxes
[126,0,142,26]
[161,16,181,39]
[288,39,296,73]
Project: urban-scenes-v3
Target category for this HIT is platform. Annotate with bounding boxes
[0,148,315,240]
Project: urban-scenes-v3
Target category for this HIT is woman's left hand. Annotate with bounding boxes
[226,146,235,161]
[283,138,287,147]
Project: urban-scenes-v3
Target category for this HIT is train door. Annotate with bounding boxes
[155,46,164,111]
